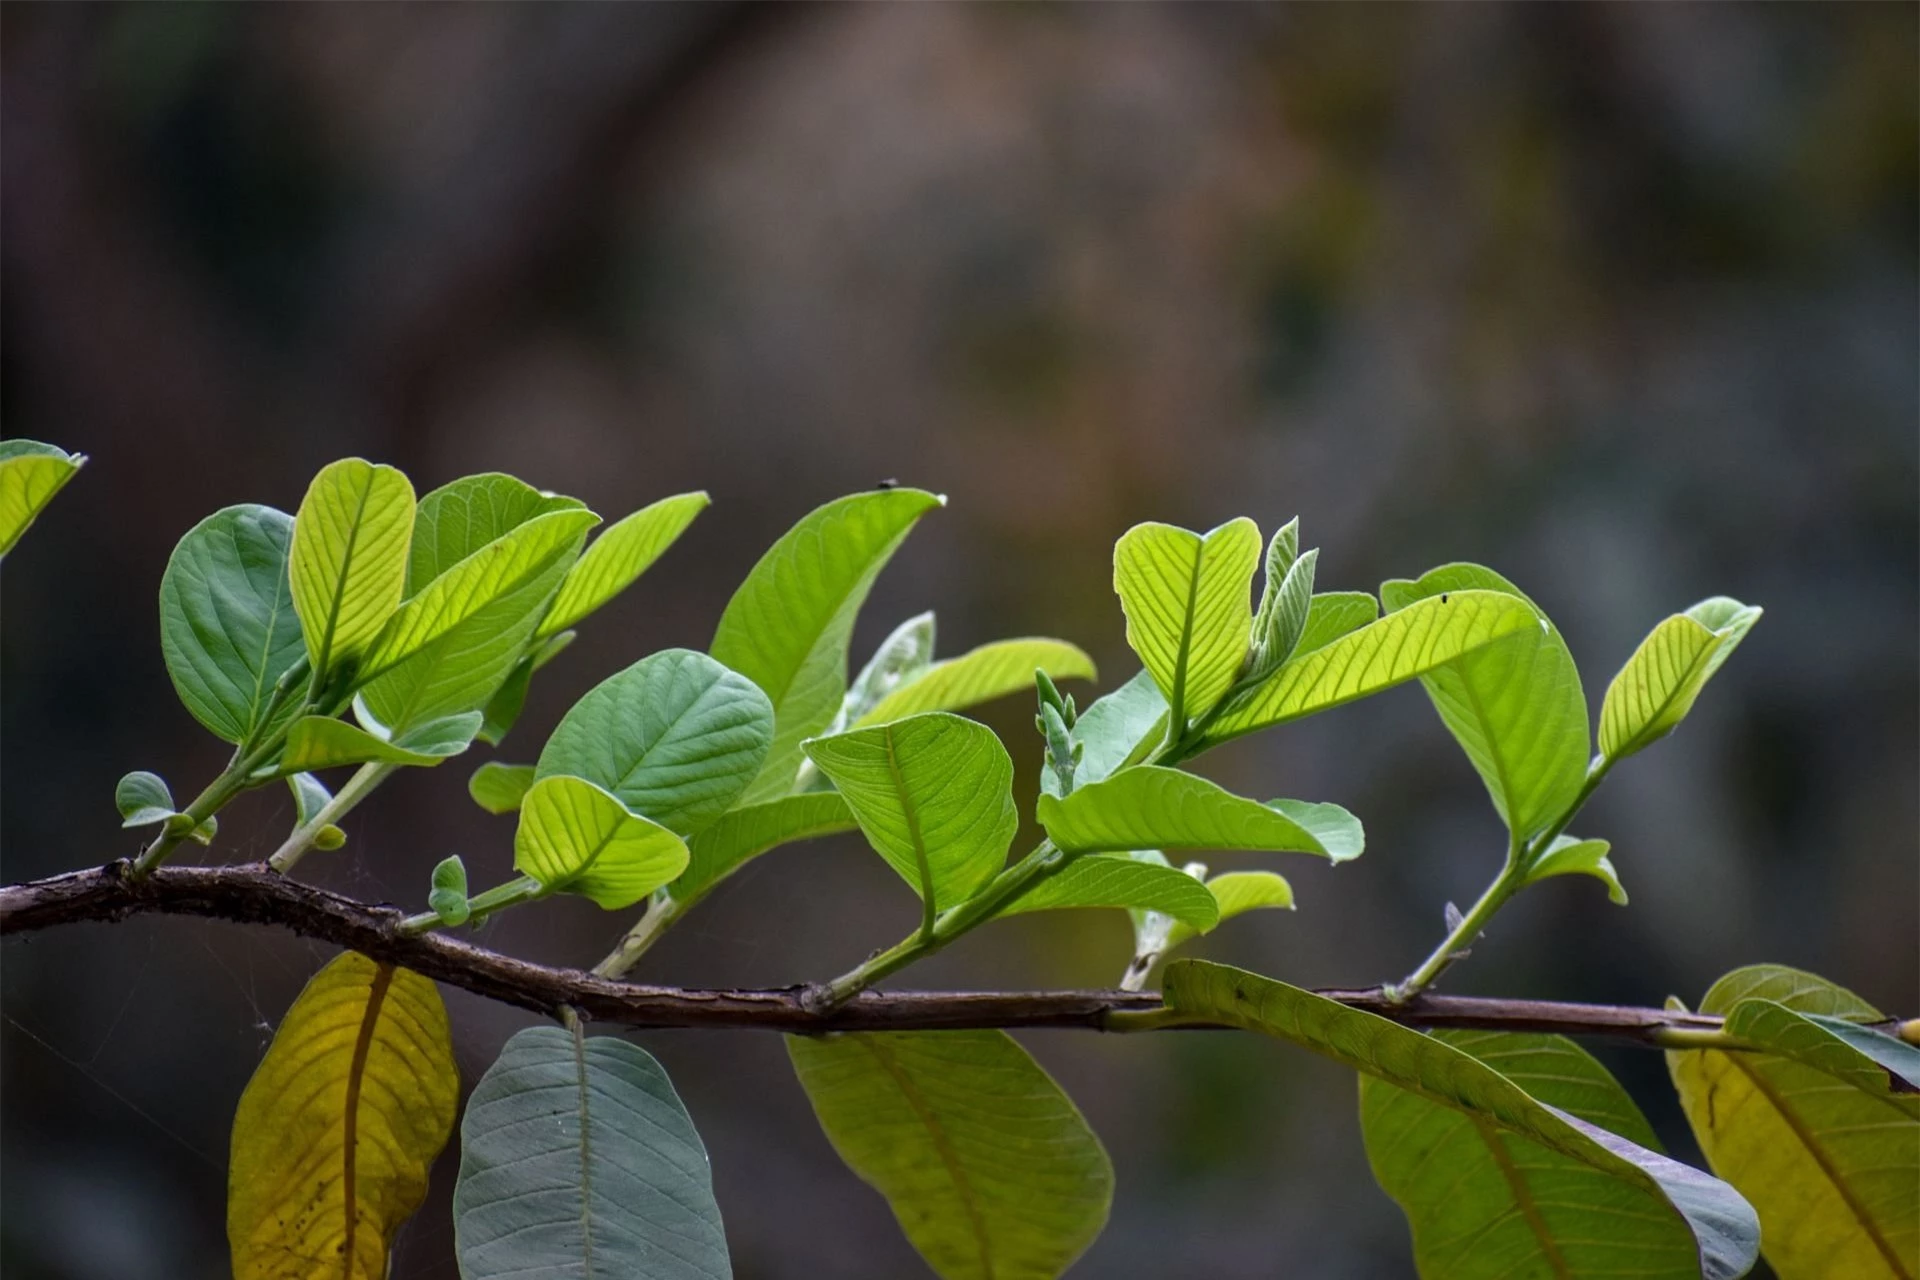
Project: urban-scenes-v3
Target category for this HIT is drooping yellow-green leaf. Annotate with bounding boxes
[712,488,944,804]
[1200,589,1542,748]
[803,712,1016,909]
[787,1030,1112,1280]
[1600,598,1762,763]
[1037,765,1363,861]
[672,791,857,904]
[229,951,458,1280]
[1161,870,1294,952]
[536,490,709,639]
[999,853,1220,931]
[0,439,85,557]
[290,459,416,682]
[1112,518,1262,729]
[856,637,1096,727]
[1166,961,1761,1280]
[1668,965,1918,1280]
[514,775,690,909]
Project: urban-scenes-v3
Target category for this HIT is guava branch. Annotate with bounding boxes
[0,862,1733,1043]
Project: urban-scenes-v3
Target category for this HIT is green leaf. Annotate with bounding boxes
[1246,543,1318,684]
[1668,965,1919,1279]
[1165,961,1760,1280]
[535,648,774,836]
[803,713,1016,908]
[1600,598,1762,763]
[428,855,470,925]
[787,1030,1112,1280]
[229,953,458,1280]
[1041,669,1168,800]
[1359,1029,1736,1280]
[840,612,938,728]
[405,472,582,593]
[1037,766,1363,861]
[1294,591,1380,655]
[1161,870,1294,952]
[999,854,1221,930]
[1523,835,1627,905]
[1200,589,1544,748]
[1723,1000,1920,1106]
[712,488,944,804]
[455,1026,732,1279]
[0,439,84,557]
[515,775,689,909]
[159,504,307,745]
[359,507,598,680]
[672,792,857,903]
[537,490,709,639]
[477,629,573,746]
[856,637,1097,728]
[467,762,536,815]
[1112,517,1262,729]
[115,771,176,827]
[276,713,477,774]
[1381,565,1589,840]
[289,458,416,683]
[286,772,332,826]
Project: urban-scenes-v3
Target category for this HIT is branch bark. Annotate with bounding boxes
[0,862,1733,1043]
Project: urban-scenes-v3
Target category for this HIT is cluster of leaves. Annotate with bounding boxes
[5,440,1912,1278]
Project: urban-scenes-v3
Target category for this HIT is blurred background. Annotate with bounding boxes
[3,4,1914,1276]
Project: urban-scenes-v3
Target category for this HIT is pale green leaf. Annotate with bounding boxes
[712,488,944,804]
[537,490,709,639]
[1523,835,1628,905]
[405,472,582,592]
[467,762,536,815]
[1037,765,1363,861]
[1000,854,1221,930]
[672,792,856,903]
[802,712,1016,908]
[478,629,573,746]
[535,648,774,836]
[274,713,479,774]
[1381,565,1589,839]
[1360,1030,1731,1280]
[1166,961,1760,1280]
[455,1027,731,1279]
[1294,591,1380,656]
[1668,965,1919,1279]
[857,637,1097,728]
[159,504,307,745]
[787,1030,1111,1280]
[1246,546,1317,684]
[1112,517,1262,728]
[1161,870,1294,952]
[0,439,84,557]
[839,612,938,728]
[1041,669,1167,800]
[289,459,416,682]
[286,772,332,826]
[515,775,689,909]
[115,771,176,827]
[1600,598,1762,762]
[1200,589,1543,747]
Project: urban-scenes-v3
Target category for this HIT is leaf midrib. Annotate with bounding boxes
[1472,1116,1572,1279]
[340,962,396,1279]
[315,474,378,678]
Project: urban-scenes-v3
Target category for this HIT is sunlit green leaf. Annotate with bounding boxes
[477,629,573,746]
[536,490,709,638]
[1381,565,1589,839]
[1600,598,1762,763]
[1523,835,1627,905]
[1166,961,1760,1280]
[0,439,84,557]
[1041,669,1167,800]
[1038,765,1363,861]
[535,648,774,836]
[856,637,1097,727]
[788,1030,1111,1280]
[1000,854,1220,930]
[159,504,306,745]
[467,762,536,816]
[275,713,478,774]
[1112,517,1261,728]
[115,771,176,828]
[1294,591,1380,655]
[1161,870,1294,952]
[1200,589,1542,747]
[289,458,415,683]
[514,775,689,910]
[455,1027,731,1279]
[803,712,1016,908]
[1246,537,1317,685]
[1668,965,1918,1279]
[405,472,581,592]
[672,792,857,903]
[712,488,944,804]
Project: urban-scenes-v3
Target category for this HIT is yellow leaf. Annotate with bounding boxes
[229,952,458,1279]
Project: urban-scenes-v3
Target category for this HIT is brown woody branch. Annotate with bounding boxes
[0,862,1731,1043]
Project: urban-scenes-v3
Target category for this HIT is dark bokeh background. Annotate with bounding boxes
[3,4,1915,1277]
